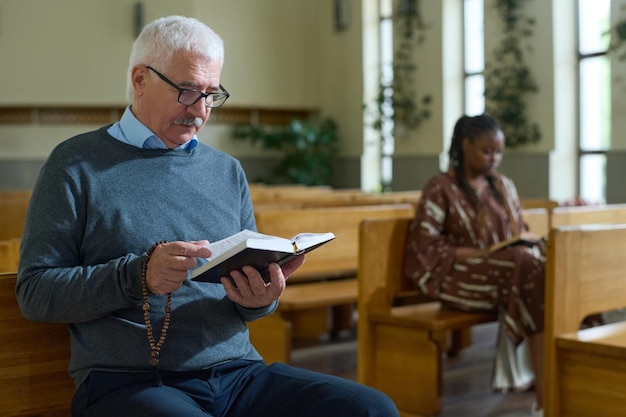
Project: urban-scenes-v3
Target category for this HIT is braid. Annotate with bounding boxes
[448,113,504,207]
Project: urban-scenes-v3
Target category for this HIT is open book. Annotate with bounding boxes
[191,229,336,283]
[488,232,546,253]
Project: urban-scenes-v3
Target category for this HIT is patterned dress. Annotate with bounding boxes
[403,172,545,345]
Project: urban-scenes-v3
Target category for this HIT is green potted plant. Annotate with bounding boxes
[232,117,339,186]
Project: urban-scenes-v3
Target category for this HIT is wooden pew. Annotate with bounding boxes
[248,203,416,364]
[0,238,21,273]
[544,224,626,417]
[0,190,31,240]
[252,188,422,211]
[0,191,29,274]
[249,184,333,204]
[520,198,559,211]
[550,203,626,228]
[256,203,416,284]
[284,190,422,209]
[0,272,74,416]
[357,208,549,417]
[523,207,550,237]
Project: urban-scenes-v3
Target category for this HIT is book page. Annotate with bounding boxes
[291,232,336,252]
[206,230,284,261]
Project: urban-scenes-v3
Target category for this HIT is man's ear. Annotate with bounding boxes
[131,65,148,97]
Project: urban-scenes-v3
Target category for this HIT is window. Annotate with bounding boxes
[379,0,394,189]
[578,0,611,203]
[463,0,485,115]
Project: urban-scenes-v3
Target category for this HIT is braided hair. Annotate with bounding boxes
[448,114,504,208]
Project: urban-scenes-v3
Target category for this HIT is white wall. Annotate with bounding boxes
[0,0,365,160]
[3,0,624,199]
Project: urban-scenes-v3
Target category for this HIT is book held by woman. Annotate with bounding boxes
[488,231,546,253]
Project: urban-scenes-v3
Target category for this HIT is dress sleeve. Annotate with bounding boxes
[403,176,456,294]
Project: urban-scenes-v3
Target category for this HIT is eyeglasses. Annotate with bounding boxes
[146,66,229,108]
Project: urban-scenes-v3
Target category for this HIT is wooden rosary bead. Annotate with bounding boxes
[141,240,171,368]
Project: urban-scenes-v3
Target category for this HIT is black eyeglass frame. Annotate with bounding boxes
[145,65,229,108]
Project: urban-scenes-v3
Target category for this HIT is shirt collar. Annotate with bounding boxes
[112,106,198,150]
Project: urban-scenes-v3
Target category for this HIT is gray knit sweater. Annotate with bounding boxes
[16,127,273,387]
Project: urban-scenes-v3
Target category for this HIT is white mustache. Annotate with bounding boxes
[176,117,204,127]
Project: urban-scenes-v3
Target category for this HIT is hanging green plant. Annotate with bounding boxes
[484,0,541,147]
[609,6,626,60]
[232,118,339,186]
[366,0,432,139]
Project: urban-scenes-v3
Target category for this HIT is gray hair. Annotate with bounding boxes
[126,15,224,102]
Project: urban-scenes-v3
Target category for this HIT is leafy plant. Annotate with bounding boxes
[484,0,541,147]
[609,6,626,60]
[232,118,339,186]
[366,0,432,142]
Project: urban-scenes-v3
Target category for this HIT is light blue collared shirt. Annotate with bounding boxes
[107,106,198,150]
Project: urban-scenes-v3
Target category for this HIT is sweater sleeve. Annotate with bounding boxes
[16,159,144,323]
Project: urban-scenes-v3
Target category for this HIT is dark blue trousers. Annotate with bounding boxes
[71,359,399,417]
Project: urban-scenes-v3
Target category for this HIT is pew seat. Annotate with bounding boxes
[370,302,496,332]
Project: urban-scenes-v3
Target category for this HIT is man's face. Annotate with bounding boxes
[132,51,222,149]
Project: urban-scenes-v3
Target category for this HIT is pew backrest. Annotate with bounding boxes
[522,207,549,237]
[255,203,415,283]
[252,187,422,210]
[520,198,559,211]
[545,223,626,343]
[0,190,31,240]
[551,203,626,229]
[0,238,21,273]
[544,223,626,417]
[250,184,333,204]
[294,190,421,208]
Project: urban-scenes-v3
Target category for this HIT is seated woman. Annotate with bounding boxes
[402,114,545,417]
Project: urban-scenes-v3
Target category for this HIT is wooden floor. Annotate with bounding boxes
[291,322,535,417]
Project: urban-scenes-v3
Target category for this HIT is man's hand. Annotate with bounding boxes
[145,240,211,294]
[221,254,306,307]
